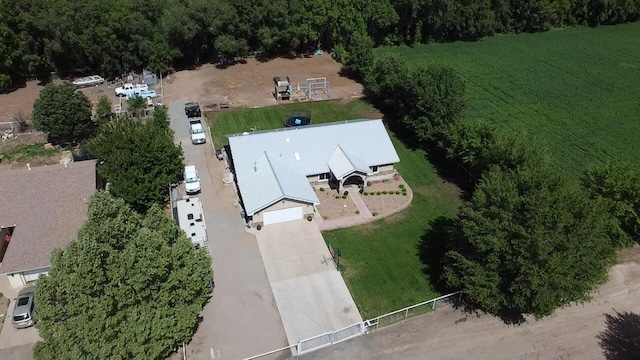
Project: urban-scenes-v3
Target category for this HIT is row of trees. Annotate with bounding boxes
[2,0,639,88]
[30,85,209,357]
[32,83,183,212]
[364,53,640,318]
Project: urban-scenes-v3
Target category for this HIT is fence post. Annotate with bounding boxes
[432,299,436,310]
[459,291,463,301]
[404,309,408,319]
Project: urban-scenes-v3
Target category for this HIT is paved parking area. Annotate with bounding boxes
[0,319,40,350]
[254,221,362,348]
[169,101,288,360]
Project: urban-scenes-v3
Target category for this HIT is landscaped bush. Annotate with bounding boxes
[343,191,349,196]
[376,191,381,195]
[382,191,388,194]
[367,181,372,187]
[356,210,360,214]
[399,184,405,189]
[342,195,347,199]
[402,192,407,196]
[363,192,368,195]
[307,215,313,221]
[319,187,325,192]
[372,212,378,216]
[335,195,340,199]
[395,191,400,195]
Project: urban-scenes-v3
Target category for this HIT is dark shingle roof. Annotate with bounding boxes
[0,161,97,274]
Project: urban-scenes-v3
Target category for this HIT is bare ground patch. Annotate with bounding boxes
[315,188,360,220]
[362,178,411,217]
[162,56,363,108]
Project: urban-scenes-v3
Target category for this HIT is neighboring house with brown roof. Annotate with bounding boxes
[0,161,98,289]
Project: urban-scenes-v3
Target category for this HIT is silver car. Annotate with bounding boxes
[12,287,36,329]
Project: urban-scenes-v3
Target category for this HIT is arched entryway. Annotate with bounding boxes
[339,174,366,193]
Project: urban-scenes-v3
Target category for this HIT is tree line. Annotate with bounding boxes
[364,53,640,318]
[2,0,639,88]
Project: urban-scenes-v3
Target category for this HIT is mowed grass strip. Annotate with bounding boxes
[378,23,640,176]
[207,99,381,147]
[208,99,461,319]
[324,136,461,319]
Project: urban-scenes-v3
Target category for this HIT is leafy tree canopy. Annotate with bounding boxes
[443,163,616,318]
[32,82,94,145]
[34,192,212,360]
[585,162,640,245]
[87,115,184,212]
[95,96,113,125]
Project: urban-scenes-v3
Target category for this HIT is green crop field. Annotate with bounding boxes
[378,23,640,176]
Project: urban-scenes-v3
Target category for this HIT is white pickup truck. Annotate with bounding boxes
[115,83,149,97]
[189,119,206,145]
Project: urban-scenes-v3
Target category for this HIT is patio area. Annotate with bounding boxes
[314,176,413,231]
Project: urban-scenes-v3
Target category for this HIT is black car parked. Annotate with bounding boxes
[185,102,201,118]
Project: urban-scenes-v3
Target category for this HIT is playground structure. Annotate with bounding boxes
[273,76,331,102]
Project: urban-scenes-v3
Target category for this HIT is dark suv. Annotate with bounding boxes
[185,102,201,118]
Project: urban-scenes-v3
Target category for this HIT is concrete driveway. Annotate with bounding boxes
[255,220,362,347]
[0,300,41,351]
[168,101,288,359]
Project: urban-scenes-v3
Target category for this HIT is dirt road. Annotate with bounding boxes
[302,262,640,360]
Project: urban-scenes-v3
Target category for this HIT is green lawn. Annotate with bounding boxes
[323,136,461,319]
[207,99,381,148]
[378,23,640,176]
[209,100,461,319]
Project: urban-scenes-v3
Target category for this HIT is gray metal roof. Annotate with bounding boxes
[328,146,372,180]
[228,119,399,215]
[239,152,320,216]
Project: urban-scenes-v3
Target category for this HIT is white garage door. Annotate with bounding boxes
[263,206,303,225]
[23,268,49,283]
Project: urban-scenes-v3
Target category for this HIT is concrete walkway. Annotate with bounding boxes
[255,221,363,351]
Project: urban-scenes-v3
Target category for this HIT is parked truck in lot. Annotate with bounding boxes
[189,118,206,145]
[115,83,149,97]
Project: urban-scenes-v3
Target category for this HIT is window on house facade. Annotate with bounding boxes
[319,172,331,180]
[371,166,379,173]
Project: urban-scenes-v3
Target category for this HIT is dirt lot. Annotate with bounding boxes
[306,261,640,360]
[0,55,362,124]
[162,55,363,108]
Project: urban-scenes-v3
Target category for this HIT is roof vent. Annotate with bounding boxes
[254,162,258,172]
[294,152,300,161]
[285,138,290,143]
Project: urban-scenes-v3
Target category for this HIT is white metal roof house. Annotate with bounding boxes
[227,119,400,226]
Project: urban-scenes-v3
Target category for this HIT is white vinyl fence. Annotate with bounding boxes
[243,291,463,359]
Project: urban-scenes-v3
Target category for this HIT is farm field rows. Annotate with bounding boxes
[378,23,640,176]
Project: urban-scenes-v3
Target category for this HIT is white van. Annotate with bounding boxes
[184,165,201,195]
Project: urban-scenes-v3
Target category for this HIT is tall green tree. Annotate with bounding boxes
[584,162,640,244]
[34,192,212,360]
[87,116,184,212]
[341,32,375,79]
[403,64,466,145]
[95,96,113,125]
[32,82,94,145]
[441,123,549,183]
[443,163,616,318]
[127,95,147,118]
